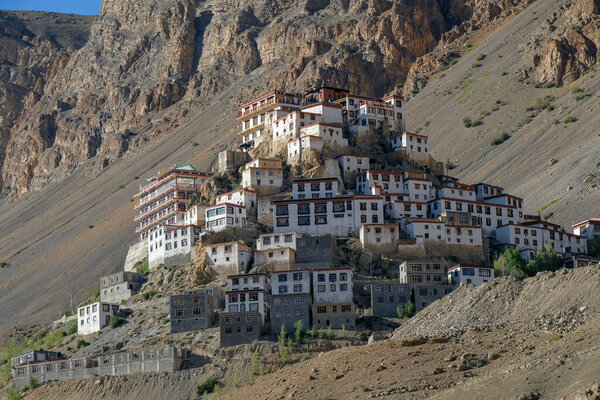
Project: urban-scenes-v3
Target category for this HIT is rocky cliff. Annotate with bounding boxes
[0,0,474,197]
[0,11,93,190]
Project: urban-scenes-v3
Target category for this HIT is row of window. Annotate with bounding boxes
[315,305,352,313]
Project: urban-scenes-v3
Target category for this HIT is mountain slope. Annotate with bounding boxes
[404,0,600,227]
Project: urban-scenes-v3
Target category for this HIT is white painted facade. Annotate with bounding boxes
[215,188,257,209]
[184,204,208,226]
[391,132,428,155]
[287,135,323,162]
[496,222,587,255]
[448,265,494,285]
[226,274,271,323]
[473,183,504,201]
[312,268,353,304]
[78,302,119,335]
[273,195,384,237]
[256,231,302,251]
[359,223,399,250]
[205,241,252,275]
[272,270,311,295]
[292,178,341,199]
[572,218,600,240]
[272,111,322,145]
[403,172,434,202]
[356,170,404,195]
[205,203,247,232]
[336,155,370,179]
[385,200,427,221]
[299,123,347,151]
[241,158,283,196]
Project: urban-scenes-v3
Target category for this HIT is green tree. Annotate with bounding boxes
[294,320,304,344]
[404,301,415,318]
[525,245,562,276]
[249,350,261,378]
[277,324,287,345]
[396,304,406,318]
[494,249,527,279]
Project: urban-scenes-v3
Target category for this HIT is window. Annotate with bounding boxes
[419,288,428,296]
[329,274,337,282]
[298,204,311,214]
[298,216,310,226]
[340,273,347,281]
[277,217,289,227]
[315,215,327,225]
[293,284,303,292]
[278,274,288,282]
[330,284,337,292]
[175,309,184,317]
[278,286,288,294]
[284,234,293,243]
[317,274,325,282]
[317,285,326,292]
[315,203,327,213]
[293,272,303,281]
[341,305,352,312]
[462,268,475,276]
[478,269,491,277]
[340,283,348,291]
[102,304,109,312]
[276,205,289,215]
[317,306,327,314]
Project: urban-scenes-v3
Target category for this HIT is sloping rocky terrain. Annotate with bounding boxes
[18,265,600,399]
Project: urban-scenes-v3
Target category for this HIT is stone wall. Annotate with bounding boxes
[12,358,95,389]
[124,239,148,272]
[217,150,250,173]
[95,347,189,376]
[220,311,261,347]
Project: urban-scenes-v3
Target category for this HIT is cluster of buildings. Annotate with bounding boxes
[14,85,599,388]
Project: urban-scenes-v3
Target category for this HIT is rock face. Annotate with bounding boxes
[524,0,600,86]
[0,11,93,190]
[0,0,477,197]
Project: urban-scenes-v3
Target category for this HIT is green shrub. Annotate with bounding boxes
[196,377,219,395]
[572,87,583,93]
[445,161,454,170]
[471,62,482,68]
[29,376,39,389]
[546,104,555,112]
[0,261,10,268]
[396,304,406,318]
[476,53,486,61]
[68,324,78,335]
[491,131,511,146]
[501,71,508,76]
[527,95,555,112]
[404,301,416,317]
[294,320,305,344]
[280,348,289,364]
[463,117,473,127]
[7,388,21,400]
[278,324,287,345]
[359,330,373,342]
[249,351,261,378]
[141,290,158,300]
[76,339,87,349]
[109,315,125,328]
[44,330,66,349]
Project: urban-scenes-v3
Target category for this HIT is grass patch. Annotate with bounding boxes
[359,330,373,342]
[491,131,511,146]
[575,93,591,100]
[108,315,125,328]
[563,116,578,124]
[0,261,9,268]
[572,87,583,93]
[476,53,486,61]
[501,71,508,76]
[547,334,563,343]
[465,43,478,52]
[141,290,159,301]
[527,95,555,112]
[196,377,220,395]
[537,199,557,213]
[463,116,483,127]
[471,62,482,68]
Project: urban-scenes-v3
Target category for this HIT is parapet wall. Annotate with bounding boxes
[124,239,148,272]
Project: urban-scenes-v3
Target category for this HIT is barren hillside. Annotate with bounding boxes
[20,265,600,399]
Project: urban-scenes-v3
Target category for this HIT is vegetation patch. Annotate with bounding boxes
[463,116,483,128]
[527,95,555,112]
[490,131,511,146]
[465,43,478,52]
[196,377,220,395]
[563,116,578,124]
[476,53,486,61]
[537,199,557,213]
[471,62,482,68]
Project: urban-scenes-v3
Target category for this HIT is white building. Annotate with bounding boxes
[225,273,271,323]
[184,204,209,226]
[573,218,600,240]
[403,172,434,202]
[404,218,446,242]
[336,155,370,182]
[78,302,119,335]
[241,158,283,196]
[273,195,384,237]
[299,122,347,152]
[427,197,523,238]
[356,170,404,195]
[496,221,587,255]
[334,94,404,133]
[301,103,344,124]
[436,182,477,201]
[312,268,353,304]
[448,265,494,285]
[287,135,324,163]
[205,241,252,276]
[473,182,504,201]
[272,110,322,147]
[391,132,428,156]
[359,223,399,252]
[148,224,201,268]
[256,231,303,252]
[205,203,247,232]
[385,200,427,221]
[292,177,341,199]
[215,188,257,209]
[238,91,304,150]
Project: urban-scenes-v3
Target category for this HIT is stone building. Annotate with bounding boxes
[170,290,218,333]
[413,285,455,312]
[294,235,336,269]
[398,259,447,285]
[311,268,355,329]
[12,350,61,368]
[370,282,411,317]
[100,271,145,303]
[219,311,261,347]
[270,269,312,334]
